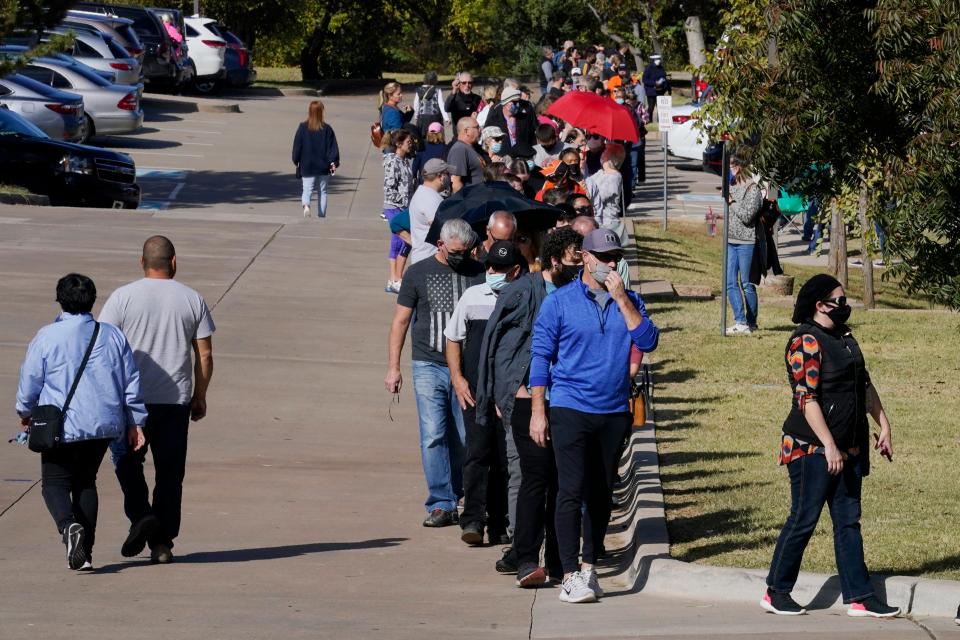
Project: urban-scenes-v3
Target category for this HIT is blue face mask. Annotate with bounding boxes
[509,102,520,116]
[491,142,503,154]
[486,272,509,292]
[615,98,625,104]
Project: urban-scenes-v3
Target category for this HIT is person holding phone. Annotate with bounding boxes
[445,71,482,131]
[762,274,898,618]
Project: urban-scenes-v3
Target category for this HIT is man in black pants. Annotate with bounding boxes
[445,241,522,546]
[475,228,584,584]
[529,229,659,603]
[100,236,215,564]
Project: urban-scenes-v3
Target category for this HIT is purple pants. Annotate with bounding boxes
[385,208,411,259]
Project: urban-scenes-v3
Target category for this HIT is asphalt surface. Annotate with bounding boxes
[0,91,955,639]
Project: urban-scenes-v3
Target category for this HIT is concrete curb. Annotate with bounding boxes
[141,95,240,114]
[279,88,320,97]
[0,193,49,206]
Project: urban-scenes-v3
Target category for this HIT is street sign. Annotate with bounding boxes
[657,95,673,130]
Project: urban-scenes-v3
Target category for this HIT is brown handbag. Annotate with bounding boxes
[630,382,646,427]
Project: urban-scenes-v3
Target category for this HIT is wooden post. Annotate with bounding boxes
[857,181,875,308]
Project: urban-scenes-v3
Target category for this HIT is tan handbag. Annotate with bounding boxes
[631,382,646,427]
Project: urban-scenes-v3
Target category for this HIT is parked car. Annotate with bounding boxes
[212,26,255,88]
[65,10,145,64]
[702,141,723,176]
[666,102,710,161]
[0,74,84,142]
[18,59,143,140]
[0,106,140,208]
[46,27,142,85]
[183,16,226,93]
[73,2,188,89]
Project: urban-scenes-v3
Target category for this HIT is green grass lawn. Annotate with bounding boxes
[0,184,30,196]
[634,220,960,580]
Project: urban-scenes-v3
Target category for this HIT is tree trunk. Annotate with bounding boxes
[300,1,339,81]
[830,201,849,288]
[631,19,644,70]
[640,0,662,55]
[584,2,644,69]
[857,181,875,308]
[684,16,707,68]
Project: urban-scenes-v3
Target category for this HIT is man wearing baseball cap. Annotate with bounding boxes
[445,240,523,546]
[529,228,659,603]
[409,157,452,264]
[484,86,537,160]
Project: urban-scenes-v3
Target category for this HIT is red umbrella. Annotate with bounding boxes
[546,91,639,142]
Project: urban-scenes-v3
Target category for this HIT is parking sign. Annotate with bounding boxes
[657,95,673,130]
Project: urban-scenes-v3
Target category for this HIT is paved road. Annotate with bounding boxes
[0,92,954,639]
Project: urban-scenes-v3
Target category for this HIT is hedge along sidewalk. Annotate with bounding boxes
[603,219,960,618]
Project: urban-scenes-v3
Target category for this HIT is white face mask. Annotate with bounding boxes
[654,59,662,66]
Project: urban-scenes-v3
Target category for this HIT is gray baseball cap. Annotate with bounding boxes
[582,228,623,253]
[423,158,452,174]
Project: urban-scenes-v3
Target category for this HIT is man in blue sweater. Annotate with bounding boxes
[529,228,659,604]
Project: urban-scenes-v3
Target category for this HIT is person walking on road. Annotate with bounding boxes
[292,100,340,219]
[475,227,584,583]
[100,236,215,565]
[529,228,659,603]
[725,155,762,335]
[16,274,147,571]
[445,241,522,546]
[382,128,416,293]
[762,274,900,619]
[385,219,485,527]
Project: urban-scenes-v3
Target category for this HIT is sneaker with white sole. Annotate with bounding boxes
[303,205,310,218]
[78,558,94,571]
[559,571,597,603]
[761,588,807,615]
[726,323,752,336]
[847,596,900,618]
[64,523,86,570]
[583,568,604,598]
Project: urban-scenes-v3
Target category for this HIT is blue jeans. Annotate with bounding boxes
[411,360,466,513]
[803,198,822,253]
[301,175,330,216]
[726,242,757,326]
[767,452,873,603]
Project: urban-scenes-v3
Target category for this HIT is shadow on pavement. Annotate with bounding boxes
[96,537,406,572]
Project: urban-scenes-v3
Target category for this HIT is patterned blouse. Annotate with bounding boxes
[383,152,414,210]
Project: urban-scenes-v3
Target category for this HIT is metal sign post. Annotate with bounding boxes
[719,141,731,336]
[657,95,673,231]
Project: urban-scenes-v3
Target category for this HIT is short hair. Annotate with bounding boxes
[142,235,176,272]
[601,142,626,169]
[583,77,600,92]
[535,96,555,116]
[457,117,477,135]
[56,273,97,314]
[487,210,517,231]
[542,46,554,56]
[551,71,565,82]
[559,148,580,163]
[542,187,568,206]
[424,70,438,84]
[540,226,583,268]
[440,218,478,247]
[567,192,590,206]
[536,123,558,143]
[502,77,519,90]
[484,162,509,183]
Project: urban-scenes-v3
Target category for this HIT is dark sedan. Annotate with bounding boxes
[0,107,140,208]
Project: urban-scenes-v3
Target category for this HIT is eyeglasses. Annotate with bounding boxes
[821,296,847,307]
[461,81,473,86]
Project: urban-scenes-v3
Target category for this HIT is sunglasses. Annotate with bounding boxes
[821,296,847,307]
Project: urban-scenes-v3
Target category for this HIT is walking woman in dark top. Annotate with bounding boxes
[762,274,899,619]
[292,100,340,218]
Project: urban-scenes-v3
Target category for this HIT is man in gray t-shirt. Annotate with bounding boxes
[447,116,484,192]
[99,235,215,564]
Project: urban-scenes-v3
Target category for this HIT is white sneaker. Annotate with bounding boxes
[584,568,604,598]
[302,205,310,218]
[726,323,752,336]
[559,571,597,603]
[78,559,93,571]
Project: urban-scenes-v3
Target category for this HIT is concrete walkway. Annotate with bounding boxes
[0,92,955,639]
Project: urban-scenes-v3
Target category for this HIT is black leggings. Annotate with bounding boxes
[41,438,111,554]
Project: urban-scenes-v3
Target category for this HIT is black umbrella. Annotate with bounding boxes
[424,181,561,246]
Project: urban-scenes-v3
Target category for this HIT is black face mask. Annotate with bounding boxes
[446,250,468,271]
[826,304,852,326]
[564,163,582,180]
[554,263,580,287]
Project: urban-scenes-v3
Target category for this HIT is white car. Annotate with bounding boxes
[666,102,711,160]
[184,16,226,93]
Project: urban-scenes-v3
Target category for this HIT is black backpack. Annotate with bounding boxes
[416,86,440,130]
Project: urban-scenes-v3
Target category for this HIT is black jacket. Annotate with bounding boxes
[475,272,548,429]
[292,122,340,176]
[642,63,670,97]
[483,100,538,160]
[445,91,483,128]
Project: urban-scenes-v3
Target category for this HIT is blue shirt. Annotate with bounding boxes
[530,277,659,414]
[16,313,147,443]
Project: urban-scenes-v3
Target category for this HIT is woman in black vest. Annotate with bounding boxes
[762,274,899,618]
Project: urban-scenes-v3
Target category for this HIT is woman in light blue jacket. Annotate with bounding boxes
[16,273,146,571]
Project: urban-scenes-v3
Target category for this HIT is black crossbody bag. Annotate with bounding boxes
[28,323,100,453]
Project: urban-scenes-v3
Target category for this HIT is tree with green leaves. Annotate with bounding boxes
[0,0,75,77]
